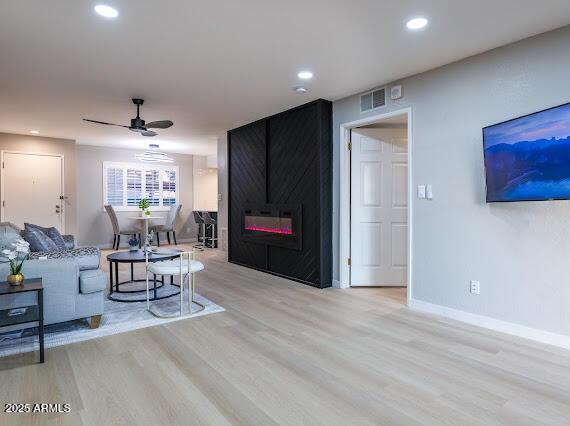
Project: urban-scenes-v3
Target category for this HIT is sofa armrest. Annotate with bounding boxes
[63,235,75,250]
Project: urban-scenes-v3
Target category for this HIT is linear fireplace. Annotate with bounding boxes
[241,205,302,250]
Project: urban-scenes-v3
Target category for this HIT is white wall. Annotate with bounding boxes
[76,145,196,247]
[333,26,570,337]
[193,155,218,212]
[217,132,228,251]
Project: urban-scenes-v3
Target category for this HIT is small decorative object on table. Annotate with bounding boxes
[138,198,151,217]
[144,230,155,253]
[2,238,30,286]
[128,235,139,252]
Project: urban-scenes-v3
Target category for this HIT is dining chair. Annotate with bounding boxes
[145,250,205,318]
[104,205,142,250]
[151,204,181,246]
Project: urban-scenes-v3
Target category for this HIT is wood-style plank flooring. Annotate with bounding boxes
[1,246,570,425]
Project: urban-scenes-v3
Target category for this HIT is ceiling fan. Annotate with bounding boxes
[83,98,173,137]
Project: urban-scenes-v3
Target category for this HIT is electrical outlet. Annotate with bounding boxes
[470,280,480,295]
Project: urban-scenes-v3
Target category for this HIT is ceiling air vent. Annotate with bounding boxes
[360,87,386,113]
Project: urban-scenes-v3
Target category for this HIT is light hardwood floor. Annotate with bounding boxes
[1,246,570,425]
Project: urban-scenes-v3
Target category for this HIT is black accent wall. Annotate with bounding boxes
[228,99,332,288]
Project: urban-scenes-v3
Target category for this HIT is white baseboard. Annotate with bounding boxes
[409,298,570,350]
[332,279,341,289]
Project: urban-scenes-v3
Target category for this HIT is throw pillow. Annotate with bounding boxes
[24,223,67,251]
[21,227,59,252]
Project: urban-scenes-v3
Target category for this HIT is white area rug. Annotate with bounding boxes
[0,290,224,358]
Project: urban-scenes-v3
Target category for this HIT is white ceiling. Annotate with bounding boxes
[0,1,569,156]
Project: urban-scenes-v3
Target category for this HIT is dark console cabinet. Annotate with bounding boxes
[228,99,332,288]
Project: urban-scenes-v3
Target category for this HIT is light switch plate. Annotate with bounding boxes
[426,184,433,200]
[417,185,426,199]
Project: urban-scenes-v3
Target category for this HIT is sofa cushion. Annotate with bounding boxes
[62,235,75,250]
[22,227,59,252]
[29,246,101,271]
[25,223,67,251]
[79,269,106,294]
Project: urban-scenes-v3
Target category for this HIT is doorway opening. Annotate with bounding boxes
[339,108,412,305]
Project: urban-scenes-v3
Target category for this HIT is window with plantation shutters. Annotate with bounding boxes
[103,162,179,210]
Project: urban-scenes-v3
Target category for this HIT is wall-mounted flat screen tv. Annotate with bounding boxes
[483,102,570,202]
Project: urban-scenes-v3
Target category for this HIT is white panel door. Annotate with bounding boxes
[2,152,64,231]
[350,128,407,286]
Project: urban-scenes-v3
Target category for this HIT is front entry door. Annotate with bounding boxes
[2,152,64,232]
[350,128,408,286]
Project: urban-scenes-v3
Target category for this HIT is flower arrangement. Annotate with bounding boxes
[2,238,30,285]
[138,198,151,216]
[128,235,139,251]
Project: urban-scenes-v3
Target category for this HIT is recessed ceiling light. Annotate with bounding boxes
[30,130,39,134]
[94,4,119,18]
[298,71,313,80]
[293,86,309,94]
[406,17,428,31]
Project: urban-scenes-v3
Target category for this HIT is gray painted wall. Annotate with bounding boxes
[76,145,196,247]
[333,26,570,335]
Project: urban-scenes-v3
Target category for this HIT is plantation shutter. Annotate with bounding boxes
[126,168,143,206]
[162,170,176,205]
[106,167,124,206]
[145,169,161,206]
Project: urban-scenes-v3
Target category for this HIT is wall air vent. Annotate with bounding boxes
[360,87,386,113]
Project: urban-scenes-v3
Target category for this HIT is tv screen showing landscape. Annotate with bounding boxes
[483,102,570,202]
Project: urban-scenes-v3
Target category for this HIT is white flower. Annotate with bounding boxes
[2,249,13,255]
[6,253,16,260]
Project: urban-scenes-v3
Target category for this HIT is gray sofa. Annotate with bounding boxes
[0,223,106,328]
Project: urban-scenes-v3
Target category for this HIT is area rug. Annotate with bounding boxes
[0,287,224,358]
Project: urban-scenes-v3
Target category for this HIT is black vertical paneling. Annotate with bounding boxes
[228,120,267,269]
[267,103,321,285]
[228,99,332,288]
[318,101,332,286]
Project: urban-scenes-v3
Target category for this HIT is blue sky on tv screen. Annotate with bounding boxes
[484,103,570,147]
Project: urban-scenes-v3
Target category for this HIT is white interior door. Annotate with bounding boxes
[350,128,408,286]
[2,152,64,232]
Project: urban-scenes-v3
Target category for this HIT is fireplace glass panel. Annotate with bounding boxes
[244,215,293,235]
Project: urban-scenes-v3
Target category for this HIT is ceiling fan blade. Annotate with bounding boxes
[83,119,129,128]
[145,120,173,129]
[141,130,158,137]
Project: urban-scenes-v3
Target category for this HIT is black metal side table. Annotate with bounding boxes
[0,278,44,363]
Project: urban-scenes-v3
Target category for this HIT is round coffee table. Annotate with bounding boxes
[107,249,183,302]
